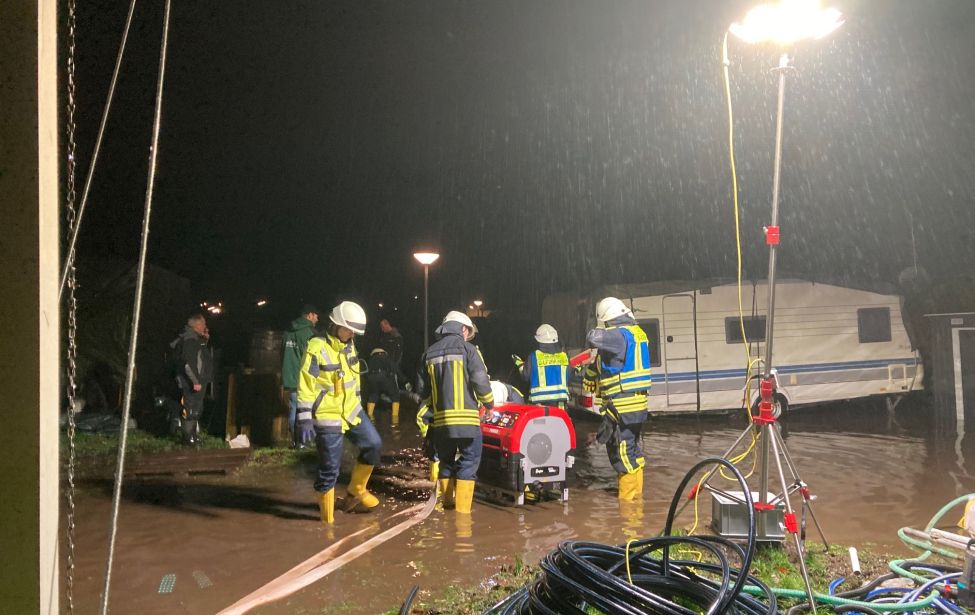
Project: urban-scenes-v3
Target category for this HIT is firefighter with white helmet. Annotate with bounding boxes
[513,324,569,408]
[490,380,526,406]
[584,297,652,502]
[296,300,382,524]
[416,310,494,515]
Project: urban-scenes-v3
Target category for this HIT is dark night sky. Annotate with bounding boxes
[72,0,975,324]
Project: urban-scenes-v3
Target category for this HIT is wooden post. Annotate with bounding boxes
[0,0,59,610]
[225,371,238,438]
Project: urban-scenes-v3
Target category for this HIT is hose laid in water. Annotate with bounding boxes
[483,457,778,614]
[219,491,437,615]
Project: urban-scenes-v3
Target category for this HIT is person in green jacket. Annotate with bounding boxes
[282,304,320,445]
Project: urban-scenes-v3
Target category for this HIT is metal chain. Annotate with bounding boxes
[64,0,80,610]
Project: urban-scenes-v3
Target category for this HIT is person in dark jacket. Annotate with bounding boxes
[364,347,409,422]
[416,311,494,515]
[282,304,320,444]
[176,314,214,445]
[378,319,404,368]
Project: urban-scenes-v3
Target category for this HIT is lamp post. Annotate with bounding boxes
[413,251,440,349]
[728,3,842,611]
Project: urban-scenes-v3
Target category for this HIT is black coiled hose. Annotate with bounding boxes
[483,457,779,614]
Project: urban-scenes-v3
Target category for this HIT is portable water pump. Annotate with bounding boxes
[478,404,576,505]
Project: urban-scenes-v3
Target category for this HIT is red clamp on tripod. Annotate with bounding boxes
[754,376,777,424]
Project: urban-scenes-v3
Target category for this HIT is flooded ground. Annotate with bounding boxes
[66,394,975,614]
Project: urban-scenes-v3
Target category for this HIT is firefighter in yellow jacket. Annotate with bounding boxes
[296,301,382,524]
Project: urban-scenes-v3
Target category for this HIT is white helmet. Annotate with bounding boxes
[442,310,477,338]
[534,324,559,344]
[595,297,631,324]
[329,301,367,335]
[490,380,509,405]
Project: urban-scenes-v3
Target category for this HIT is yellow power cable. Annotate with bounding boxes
[722,32,752,378]
[684,40,765,545]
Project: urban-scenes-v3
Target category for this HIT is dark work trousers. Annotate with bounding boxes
[313,416,382,493]
[432,428,483,481]
[179,382,206,441]
[365,373,400,405]
[606,421,646,475]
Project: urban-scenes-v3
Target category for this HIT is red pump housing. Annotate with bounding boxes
[479,404,576,505]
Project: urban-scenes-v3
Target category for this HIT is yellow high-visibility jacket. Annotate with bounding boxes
[296,333,362,433]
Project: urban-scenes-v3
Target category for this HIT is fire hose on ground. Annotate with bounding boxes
[481,457,777,614]
[474,456,953,615]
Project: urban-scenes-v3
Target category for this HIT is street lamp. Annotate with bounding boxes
[413,251,440,349]
[729,2,842,611]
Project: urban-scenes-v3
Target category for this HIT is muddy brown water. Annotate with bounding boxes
[66,395,975,614]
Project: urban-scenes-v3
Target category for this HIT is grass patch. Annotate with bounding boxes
[65,429,224,460]
[246,446,316,467]
[380,555,539,615]
[65,428,317,474]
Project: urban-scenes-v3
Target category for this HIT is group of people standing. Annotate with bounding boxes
[276,294,652,526]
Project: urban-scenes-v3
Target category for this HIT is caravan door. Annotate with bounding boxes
[661,294,701,411]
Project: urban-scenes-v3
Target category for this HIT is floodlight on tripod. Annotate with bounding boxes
[679,2,844,613]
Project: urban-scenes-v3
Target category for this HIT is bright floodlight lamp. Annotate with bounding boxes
[413,251,440,348]
[413,252,440,266]
[729,0,843,45]
[473,300,483,308]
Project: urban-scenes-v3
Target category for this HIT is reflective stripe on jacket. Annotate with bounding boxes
[529,350,569,404]
[418,327,493,438]
[597,325,652,397]
[296,334,362,433]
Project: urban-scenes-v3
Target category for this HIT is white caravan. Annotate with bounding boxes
[542,279,923,415]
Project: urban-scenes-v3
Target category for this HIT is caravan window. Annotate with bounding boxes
[637,319,662,367]
[725,316,766,344]
[858,307,891,343]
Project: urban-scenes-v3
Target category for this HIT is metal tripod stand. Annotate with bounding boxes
[684,390,829,613]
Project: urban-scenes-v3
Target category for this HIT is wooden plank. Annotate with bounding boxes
[123,448,251,478]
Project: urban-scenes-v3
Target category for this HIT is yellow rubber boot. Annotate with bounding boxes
[439,478,456,509]
[318,489,335,525]
[618,469,642,502]
[455,479,476,514]
[635,465,644,495]
[346,463,379,511]
[429,460,440,484]
[366,402,376,420]
[391,401,400,423]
